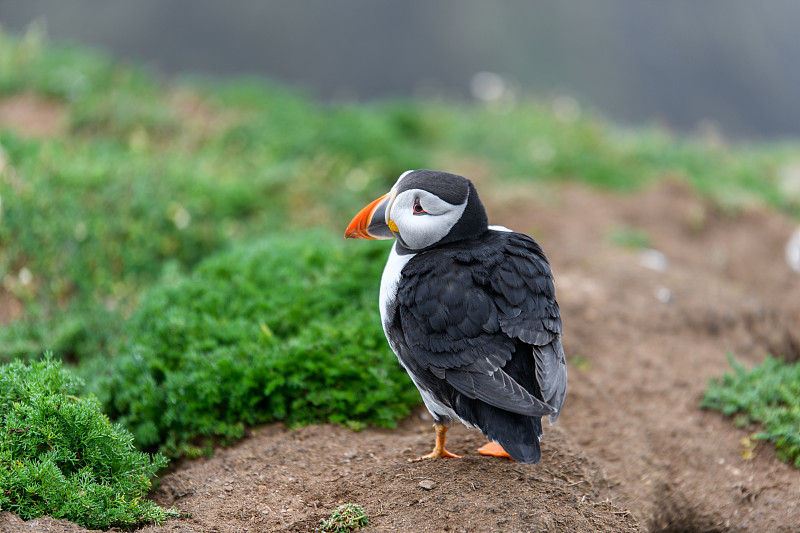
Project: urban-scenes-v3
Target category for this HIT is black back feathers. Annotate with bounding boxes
[387,229,567,463]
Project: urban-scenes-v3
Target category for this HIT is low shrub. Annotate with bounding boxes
[316,503,369,532]
[702,354,800,467]
[0,356,173,530]
[86,232,418,458]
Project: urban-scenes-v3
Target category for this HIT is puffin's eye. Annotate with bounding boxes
[413,198,426,215]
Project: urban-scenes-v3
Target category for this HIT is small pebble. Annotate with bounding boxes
[786,227,800,273]
[654,285,672,304]
[638,248,669,273]
[419,479,437,490]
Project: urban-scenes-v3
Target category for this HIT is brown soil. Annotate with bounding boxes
[0,93,65,138]
[0,291,24,324]
[3,172,800,531]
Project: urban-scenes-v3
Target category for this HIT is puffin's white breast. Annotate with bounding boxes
[379,242,414,333]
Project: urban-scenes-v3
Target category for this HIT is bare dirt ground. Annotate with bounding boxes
[3,104,800,531]
[0,93,65,138]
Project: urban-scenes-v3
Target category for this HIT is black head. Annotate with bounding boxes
[386,169,489,252]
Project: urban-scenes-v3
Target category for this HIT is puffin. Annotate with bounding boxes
[345,169,567,464]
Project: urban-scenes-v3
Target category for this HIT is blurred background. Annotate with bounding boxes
[1,0,799,140]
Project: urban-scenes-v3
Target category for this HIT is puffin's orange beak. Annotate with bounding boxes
[345,192,396,240]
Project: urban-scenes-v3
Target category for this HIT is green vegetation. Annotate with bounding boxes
[316,503,369,533]
[702,355,800,467]
[83,234,417,458]
[606,225,652,250]
[0,356,173,529]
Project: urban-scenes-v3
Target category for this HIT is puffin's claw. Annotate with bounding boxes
[411,424,462,461]
[411,448,462,462]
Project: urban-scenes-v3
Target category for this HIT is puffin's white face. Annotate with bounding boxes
[385,185,468,251]
[345,169,486,251]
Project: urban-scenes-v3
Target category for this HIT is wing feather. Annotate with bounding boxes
[446,369,556,417]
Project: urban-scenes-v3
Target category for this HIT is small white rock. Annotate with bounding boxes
[786,227,800,274]
[18,267,32,286]
[418,479,437,490]
[638,248,669,273]
[654,286,673,304]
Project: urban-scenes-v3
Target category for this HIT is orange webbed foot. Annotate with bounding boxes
[477,441,514,460]
[411,424,462,461]
[411,447,462,461]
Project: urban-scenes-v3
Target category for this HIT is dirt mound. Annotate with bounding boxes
[129,419,635,533]
[4,179,800,532]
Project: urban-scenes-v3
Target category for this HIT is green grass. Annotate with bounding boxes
[0,356,174,529]
[702,354,800,467]
[606,225,652,249]
[80,233,418,458]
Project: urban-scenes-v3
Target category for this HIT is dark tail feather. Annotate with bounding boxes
[494,415,543,464]
[452,393,544,464]
[500,438,542,464]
